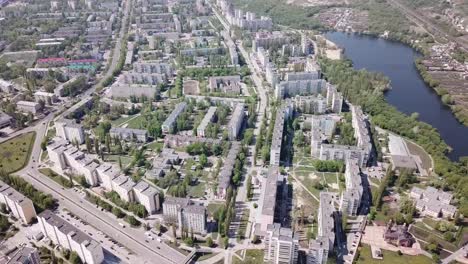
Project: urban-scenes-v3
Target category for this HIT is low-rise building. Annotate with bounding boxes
[264,223,299,264]
[2,246,40,264]
[109,127,148,142]
[383,221,415,247]
[38,210,104,264]
[0,79,16,93]
[34,91,57,104]
[0,180,37,224]
[410,186,457,218]
[16,101,41,114]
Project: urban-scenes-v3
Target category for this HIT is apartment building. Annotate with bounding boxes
[326,84,343,114]
[111,175,135,203]
[122,72,165,86]
[318,144,369,168]
[163,197,207,234]
[109,127,148,142]
[0,79,16,93]
[253,31,288,50]
[108,84,157,99]
[162,102,187,133]
[264,223,299,264]
[258,166,282,232]
[55,118,85,144]
[133,61,174,77]
[294,95,327,114]
[339,159,363,216]
[306,192,337,264]
[0,180,37,224]
[95,163,120,191]
[133,181,161,214]
[227,103,245,140]
[270,102,293,166]
[16,101,41,114]
[34,91,57,105]
[197,106,217,137]
[217,142,241,200]
[147,148,180,180]
[275,72,326,99]
[350,105,372,154]
[38,210,104,264]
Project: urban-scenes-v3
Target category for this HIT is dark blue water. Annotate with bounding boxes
[325,32,468,161]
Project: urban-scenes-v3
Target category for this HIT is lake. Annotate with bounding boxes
[325,32,468,161]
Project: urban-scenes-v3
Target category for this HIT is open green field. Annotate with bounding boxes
[233,249,263,264]
[355,245,433,264]
[0,132,36,173]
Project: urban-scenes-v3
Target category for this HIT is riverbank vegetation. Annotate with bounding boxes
[319,57,468,215]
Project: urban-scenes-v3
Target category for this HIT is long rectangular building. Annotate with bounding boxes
[38,210,104,264]
[162,102,187,133]
[227,103,245,140]
[197,106,217,137]
[0,180,37,224]
[270,102,293,166]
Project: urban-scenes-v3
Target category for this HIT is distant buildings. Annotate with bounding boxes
[38,210,104,264]
[217,0,272,31]
[163,197,207,234]
[208,75,242,94]
[109,127,148,142]
[264,223,299,264]
[0,180,37,224]
[55,119,85,144]
[410,186,457,219]
[253,31,288,50]
[227,103,244,140]
[162,102,187,133]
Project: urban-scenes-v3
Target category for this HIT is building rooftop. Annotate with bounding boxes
[39,210,95,245]
[0,180,32,207]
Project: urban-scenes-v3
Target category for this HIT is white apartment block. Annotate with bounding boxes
[307,236,329,264]
[163,197,207,234]
[16,101,41,114]
[108,84,157,99]
[133,61,174,77]
[294,95,327,114]
[0,180,37,224]
[339,159,363,216]
[197,106,217,137]
[275,73,326,99]
[227,103,244,140]
[111,175,135,203]
[95,164,120,191]
[3,246,41,264]
[318,192,337,252]
[38,210,104,264]
[264,223,299,264]
[217,142,241,200]
[133,181,160,214]
[55,118,85,144]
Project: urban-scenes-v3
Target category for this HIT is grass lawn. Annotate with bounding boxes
[125,116,146,129]
[106,155,133,167]
[237,209,250,241]
[39,168,73,188]
[46,127,56,138]
[146,141,164,152]
[188,182,206,198]
[233,249,264,264]
[207,203,224,218]
[410,224,458,252]
[355,245,433,264]
[0,132,36,173]
[110,115,137,127]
